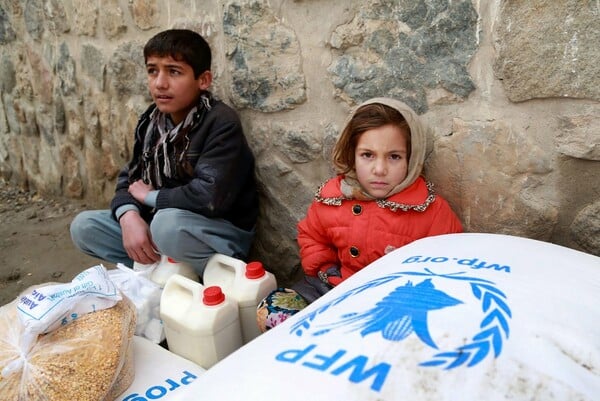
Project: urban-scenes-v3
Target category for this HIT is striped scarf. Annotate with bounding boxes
[140,95,212,188]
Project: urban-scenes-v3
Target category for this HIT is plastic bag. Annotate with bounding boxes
[108,263,165,343]
[12,264,121,363]
[0,271,137,400]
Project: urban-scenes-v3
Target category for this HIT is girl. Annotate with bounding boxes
[257,97,463,331]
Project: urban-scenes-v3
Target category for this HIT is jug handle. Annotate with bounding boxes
[163,274,204,302]
[206,253,246,276]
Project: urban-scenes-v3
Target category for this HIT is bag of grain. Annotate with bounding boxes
[0,265,137,401]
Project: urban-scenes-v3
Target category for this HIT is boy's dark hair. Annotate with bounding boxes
[144,29,211,78]
[332,103,411,175]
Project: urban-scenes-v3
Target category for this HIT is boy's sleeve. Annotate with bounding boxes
[110,164,144,221]
[110,117,148,220]
[297,203,339,277]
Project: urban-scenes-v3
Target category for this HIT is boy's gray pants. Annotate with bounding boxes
[70,208,254,278]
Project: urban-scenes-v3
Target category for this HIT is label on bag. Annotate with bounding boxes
[17,264,121,335]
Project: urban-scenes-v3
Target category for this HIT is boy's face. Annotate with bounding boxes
[146,55,212,125]
[354,124,409,199]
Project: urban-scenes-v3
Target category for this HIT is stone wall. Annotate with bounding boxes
[0,0,598,283]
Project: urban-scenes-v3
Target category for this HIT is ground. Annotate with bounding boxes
[0,180,103,306]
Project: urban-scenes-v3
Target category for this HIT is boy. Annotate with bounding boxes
[70,29,258,277]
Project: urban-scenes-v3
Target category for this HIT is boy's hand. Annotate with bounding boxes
[128,180,154,203]
[119,210,160,264]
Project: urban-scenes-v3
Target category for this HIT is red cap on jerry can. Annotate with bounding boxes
[245,262,266,279]
[203,286,225,305]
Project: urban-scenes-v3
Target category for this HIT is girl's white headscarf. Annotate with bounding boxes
[341,97,429,199]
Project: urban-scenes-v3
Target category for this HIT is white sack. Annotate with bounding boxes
[190,233,600,401]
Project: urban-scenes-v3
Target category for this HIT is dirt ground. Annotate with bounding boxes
[0,180,107,306]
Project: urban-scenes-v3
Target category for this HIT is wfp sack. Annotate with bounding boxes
[191,233,600,401]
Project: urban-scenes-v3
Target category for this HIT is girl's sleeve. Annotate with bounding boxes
[297,203,339,277]
[426,197,464,236]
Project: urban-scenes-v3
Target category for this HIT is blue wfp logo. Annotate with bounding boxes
[289,268,512,370]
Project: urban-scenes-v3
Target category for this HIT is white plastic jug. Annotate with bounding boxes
[160,274,243,369]
[203,254,277,343]
[150,255,198,288]
[132,261,156,273]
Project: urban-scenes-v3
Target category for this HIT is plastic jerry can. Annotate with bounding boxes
[203,254,277,343]
[132,261,156,273]
[150,255,198,288]
[160,274,243,369]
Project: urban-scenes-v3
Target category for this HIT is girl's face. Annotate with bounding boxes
[354,124,409,199]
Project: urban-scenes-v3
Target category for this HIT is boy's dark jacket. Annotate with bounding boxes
[110,96,258,231]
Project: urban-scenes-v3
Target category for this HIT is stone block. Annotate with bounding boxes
[494,0,600,102]
[570,201,600,256]
[224,1,306,112]
[426,118,558,240]
[328,0,477,113]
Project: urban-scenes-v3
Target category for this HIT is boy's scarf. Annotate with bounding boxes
[141,94,212,188]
